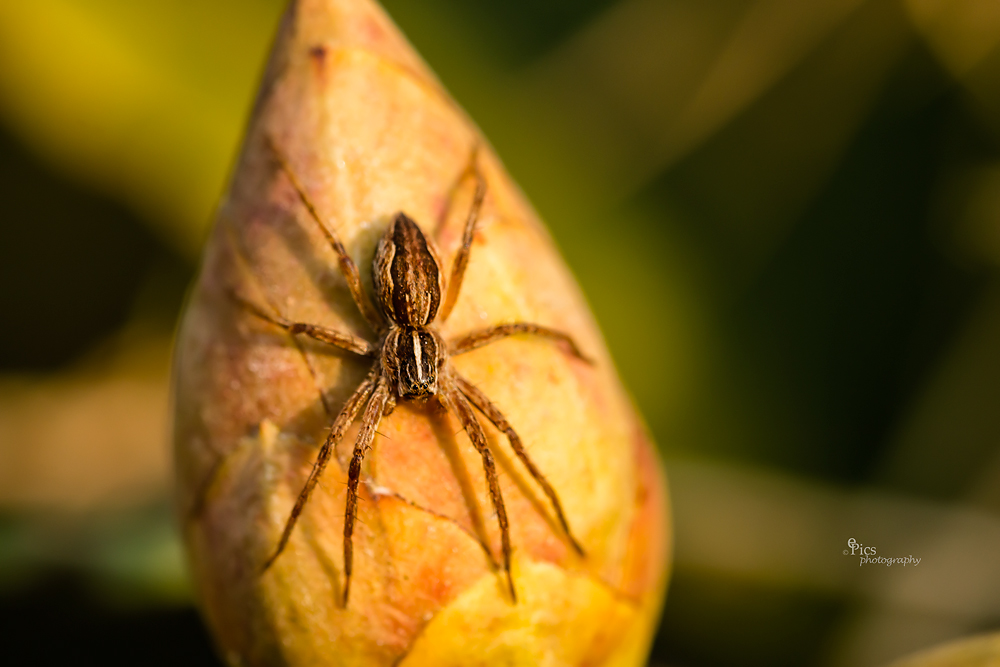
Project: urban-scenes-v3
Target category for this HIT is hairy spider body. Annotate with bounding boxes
[244,141,590,606]
[375,214,447,400]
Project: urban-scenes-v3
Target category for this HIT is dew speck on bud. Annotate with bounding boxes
[172,0,671,665]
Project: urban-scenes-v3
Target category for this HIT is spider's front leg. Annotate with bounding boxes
[262,368,379,572]
[439,378,517,603]
[342,379,393,606]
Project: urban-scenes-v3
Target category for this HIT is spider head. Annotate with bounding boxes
[384,326,443,400]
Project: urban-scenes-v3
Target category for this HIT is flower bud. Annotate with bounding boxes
[172,0,670,664]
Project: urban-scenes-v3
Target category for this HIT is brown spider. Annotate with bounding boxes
[237,140,590,606]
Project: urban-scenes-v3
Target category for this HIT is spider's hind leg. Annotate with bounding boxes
[439,146,486,324]
[265,136,386,333]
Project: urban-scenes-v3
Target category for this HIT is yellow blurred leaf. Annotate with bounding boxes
[0,333,171,512]
[905,0,1000,76]
[0,0,283,255]
[886,632,1000,667]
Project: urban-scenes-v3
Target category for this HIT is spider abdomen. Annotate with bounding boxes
[373,213,444,327]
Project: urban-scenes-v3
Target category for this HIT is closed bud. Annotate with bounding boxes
[172,0,670,664]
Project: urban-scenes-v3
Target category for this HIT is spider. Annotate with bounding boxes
[236,139,591,606]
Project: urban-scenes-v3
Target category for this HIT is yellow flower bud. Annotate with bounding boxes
[172,0,670,664]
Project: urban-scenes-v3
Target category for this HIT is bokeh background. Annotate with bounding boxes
[2,0,1000,665]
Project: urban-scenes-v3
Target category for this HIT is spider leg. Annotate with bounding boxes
[232,290,375,356]
[265,136,387,333]
[439,379,517,603]
[454,373,585,557]
[343,379,393,606]
[450,323,593,363]
[439,149,486,323]
[262,369,378,573]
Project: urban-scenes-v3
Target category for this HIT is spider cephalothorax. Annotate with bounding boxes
[240,139,591,605]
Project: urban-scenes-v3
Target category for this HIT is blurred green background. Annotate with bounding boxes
[3,0,1000,665]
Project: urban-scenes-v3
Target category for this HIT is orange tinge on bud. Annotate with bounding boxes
[171,0,671,665]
